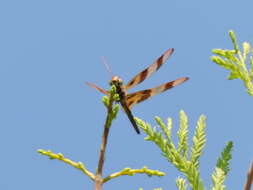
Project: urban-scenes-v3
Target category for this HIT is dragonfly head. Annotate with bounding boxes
[110,76,123,87]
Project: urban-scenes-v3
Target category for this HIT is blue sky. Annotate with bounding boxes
[1,0,253,190]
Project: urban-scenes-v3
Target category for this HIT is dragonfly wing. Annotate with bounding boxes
[126,77,189,109]
[120,100,140,134]
[125,48,174,90]
[86,82,109,95]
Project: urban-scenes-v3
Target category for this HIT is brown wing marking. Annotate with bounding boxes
[120,99,140,134]
[125,48,174,90]
[86,82,109,95]
[126,77,189,109]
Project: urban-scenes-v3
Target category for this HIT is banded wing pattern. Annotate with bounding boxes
[126,77,189,109]
[87,48,189,134]
[125,48,174,90]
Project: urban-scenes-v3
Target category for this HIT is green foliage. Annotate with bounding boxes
[103,85,119,128]
[176,177,187,190]
[211,30,253,96]
[211,168,226,190]
[216,141,233,175]
[210,141,233,190]
[190,115,206,169]
[103,166,165,183]
[37,149,95,181]
[37,149,164,184]
[136,110,233,190]
[177,111,189,158]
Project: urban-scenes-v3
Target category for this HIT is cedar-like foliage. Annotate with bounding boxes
[136,110,233,190]
[211,30,253,97]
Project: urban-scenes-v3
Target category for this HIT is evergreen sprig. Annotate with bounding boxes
[176,177,188,190]
[210,141,233,190]
[211,30,253,96]
[136,110,206,190]
[190,115,206,169]
[216,141,233,175]
[37,149,95,181]
[136,110,233,190]
[103,166,165,183]
[211,168,226,190]
[177,111,189,158]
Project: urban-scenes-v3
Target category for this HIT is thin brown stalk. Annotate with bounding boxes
[244,161,253,190]
[94,95,115,190]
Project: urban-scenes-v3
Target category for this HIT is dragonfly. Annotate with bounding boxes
[86,48,189,134]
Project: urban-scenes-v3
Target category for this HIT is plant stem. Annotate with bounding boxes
[244,161,253,190]
[94,95,114,190]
